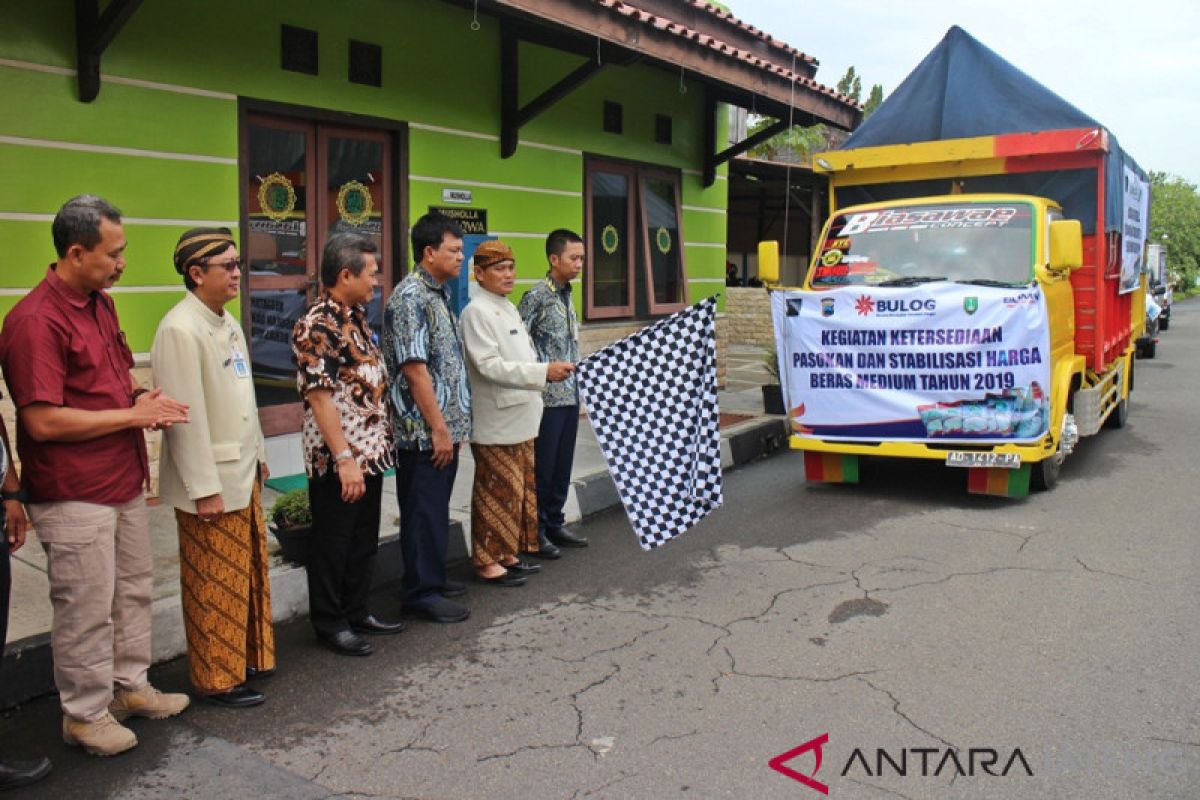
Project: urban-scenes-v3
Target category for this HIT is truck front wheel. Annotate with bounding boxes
[1104,361,1132,430]
[1031,451,1062,492]
[1105,397,1129,429]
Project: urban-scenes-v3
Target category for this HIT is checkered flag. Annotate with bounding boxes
[577,296,723,550]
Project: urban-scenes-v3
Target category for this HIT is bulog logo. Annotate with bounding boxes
[876,298,936,313]
[853,295,937,316]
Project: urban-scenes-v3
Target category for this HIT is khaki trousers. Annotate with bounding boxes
[28,496,152,722]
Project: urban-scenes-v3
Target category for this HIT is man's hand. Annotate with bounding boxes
[336,458,366,502]
[195,493,225,523]
[133,388,190,430]
[4,498,29,551]
[430,426,454,469]
[259,462,270,484]
[547,361,575,382]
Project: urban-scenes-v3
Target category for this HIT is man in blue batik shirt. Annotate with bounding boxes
[518,229,588,558]
[383,213,472,623]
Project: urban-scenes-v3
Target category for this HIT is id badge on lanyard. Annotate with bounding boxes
[232,348,250,378]
[230,330,250,379]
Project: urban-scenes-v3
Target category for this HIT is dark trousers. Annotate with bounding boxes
[535,405,579,534]
[394,447,458,605]
[306,470,383,637]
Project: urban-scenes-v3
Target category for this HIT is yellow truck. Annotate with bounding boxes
[761,27,1151,497]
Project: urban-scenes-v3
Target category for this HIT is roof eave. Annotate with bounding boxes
[480,0,861,130]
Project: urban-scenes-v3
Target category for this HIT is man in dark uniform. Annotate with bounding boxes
[518,229,589,557]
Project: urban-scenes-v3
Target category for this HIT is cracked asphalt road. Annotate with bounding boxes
[4,303,1199,799]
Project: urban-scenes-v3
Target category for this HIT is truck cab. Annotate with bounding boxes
[762,27,1150,498]
[763,130,1142,498]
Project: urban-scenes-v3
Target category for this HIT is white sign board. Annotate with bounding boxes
[772,284,1051,442]
[441,188,473,204]
[1119,167,1150,294]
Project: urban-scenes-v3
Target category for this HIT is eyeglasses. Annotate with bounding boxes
[204,258,243,272]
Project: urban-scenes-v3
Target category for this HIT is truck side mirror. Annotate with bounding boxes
[1048,220,1083,271]
[758,240,780,284]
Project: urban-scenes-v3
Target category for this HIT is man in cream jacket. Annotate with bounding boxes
[460,240,573,584]
[152,228,275,709]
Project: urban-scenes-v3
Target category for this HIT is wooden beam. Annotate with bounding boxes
[714,119,789,166]
[94,0,143,54]
[517,58,602,128]
[500,17,640,67]
[500,22,519,158]
[75,0,100,103]
[705,116,791,188]
[500,22,607,158]
[74,0,143,102]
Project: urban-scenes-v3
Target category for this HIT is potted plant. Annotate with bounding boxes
[269,487,311,565]
[762,345,786,415]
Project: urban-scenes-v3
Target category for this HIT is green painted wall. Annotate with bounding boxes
[0,0,729,351]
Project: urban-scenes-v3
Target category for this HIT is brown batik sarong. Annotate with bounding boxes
[175,482,275,693]
[471,439,539,569]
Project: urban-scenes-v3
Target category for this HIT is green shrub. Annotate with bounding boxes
[270,488,311,528]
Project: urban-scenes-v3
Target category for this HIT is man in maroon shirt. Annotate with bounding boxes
[0,195,192,757]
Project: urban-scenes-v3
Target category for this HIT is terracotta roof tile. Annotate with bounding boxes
[592,0,858,108]
[688,0,815,64]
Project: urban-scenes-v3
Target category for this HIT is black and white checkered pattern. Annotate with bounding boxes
[577,296,722,550]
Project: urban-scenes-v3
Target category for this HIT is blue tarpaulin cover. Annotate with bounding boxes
[840,26,1146,233]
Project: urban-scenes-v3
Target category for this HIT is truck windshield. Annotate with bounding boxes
[810,202,1034,288]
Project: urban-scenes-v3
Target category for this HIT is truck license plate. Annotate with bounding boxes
[944,451,1021,469]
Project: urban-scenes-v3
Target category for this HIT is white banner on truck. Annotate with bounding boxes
[772,284,1051,442]
[1119,166,1150,294]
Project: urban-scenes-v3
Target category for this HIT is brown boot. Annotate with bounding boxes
[62,713,137,756]
[110,684,191,721]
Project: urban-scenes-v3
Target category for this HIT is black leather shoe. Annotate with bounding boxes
[441,580,467,598]
[501,559,542,575]
[526,531,561,559]
[245,665,276,680]
[403,597,470,623]
[546,527,588,548]
[202,685,266,708]
[318,629,373,656]
[350,614,406,635]
[476,571,527,587]
[0,756,51,790]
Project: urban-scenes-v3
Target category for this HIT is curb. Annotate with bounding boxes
[1,418,789,710]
